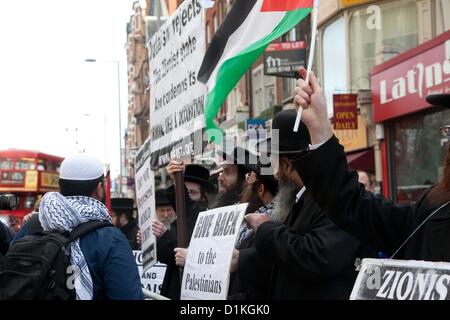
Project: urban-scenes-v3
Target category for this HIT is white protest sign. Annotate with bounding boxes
[134,136,157,272]
[180,203,248,300]
[148,0,206,168]
[351,259,450,300]
[133,250,167,294]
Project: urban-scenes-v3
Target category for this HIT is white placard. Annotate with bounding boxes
[148,0,206,168]
[133,250,167,295]
[134,136,157,272]
[351,258,450,300]
[180,203,248,300]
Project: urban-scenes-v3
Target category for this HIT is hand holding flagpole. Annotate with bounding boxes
[294,0,319,132]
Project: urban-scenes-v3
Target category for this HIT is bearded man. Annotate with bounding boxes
[243,110,376,300]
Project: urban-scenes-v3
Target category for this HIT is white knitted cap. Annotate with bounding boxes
[59,154,104,181]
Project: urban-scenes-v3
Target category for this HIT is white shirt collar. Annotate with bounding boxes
[296,187,307,203]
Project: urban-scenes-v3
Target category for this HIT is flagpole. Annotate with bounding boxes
[294,0,319,132]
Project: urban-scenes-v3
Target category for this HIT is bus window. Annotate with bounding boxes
[47,161,59,172]
[24,196,36,209]
[37,159,47,171]
[15,159,35,170]
[0,158,13,170]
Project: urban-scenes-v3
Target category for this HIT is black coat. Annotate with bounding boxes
[157,185,207,300]
[0,221,13,256]
[294,136,450,261]
[119,219,140,250]
[238,190,376,300]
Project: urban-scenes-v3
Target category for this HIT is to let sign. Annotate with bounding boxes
[333,94,358,130]
[264,41,306,78]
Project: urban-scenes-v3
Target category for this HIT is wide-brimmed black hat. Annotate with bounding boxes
[155,189,171,207]
[184,164,216,193]
[426,94,450,109]
[258,109,311,155]
[111,198,134,212]
[218,146,259,174]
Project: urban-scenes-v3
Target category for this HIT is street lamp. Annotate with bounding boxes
[85,58,123,197]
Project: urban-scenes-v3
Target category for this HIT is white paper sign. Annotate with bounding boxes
[351,259,450,300]
[180,203,248,300]
[133,250,167,294]
[148,0,206,168]
[134,136,157,272]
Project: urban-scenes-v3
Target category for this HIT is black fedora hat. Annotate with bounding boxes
[426,94,450,109]
[184,164,216,193]
[218,146,259,174]
[155,189,171,207]
[111,198,134,212]
[258,109,311,155]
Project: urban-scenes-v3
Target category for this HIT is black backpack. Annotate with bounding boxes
[0,217,112,300]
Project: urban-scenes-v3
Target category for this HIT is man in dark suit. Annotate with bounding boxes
[241,110,376,299]
[293,66,450,261]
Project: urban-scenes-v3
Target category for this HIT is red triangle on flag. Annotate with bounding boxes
[261,0,313,12]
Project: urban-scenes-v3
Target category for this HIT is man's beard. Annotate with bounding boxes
[212,183,242,208]
[271,171,297,223]
[243,183,265,214]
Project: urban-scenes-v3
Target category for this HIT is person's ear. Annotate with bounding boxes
[93,182,104,200]
[282,157,293,174]
[258,183,265,197]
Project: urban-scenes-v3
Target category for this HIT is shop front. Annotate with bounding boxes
[372,30,450,204]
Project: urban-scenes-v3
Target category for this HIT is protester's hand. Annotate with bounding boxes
[244,214,272,233]
[166,159,184,181]
[295,67,333,145]
[152,220,168,239]
[136,229,142,245]
[230,249,239,273]
[22,211,37,223]
[174,247,188,267]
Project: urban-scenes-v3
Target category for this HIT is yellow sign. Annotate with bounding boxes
[340,0,372,8]
[25,170,38,190]
[333,115,368,152]
[41,172,60,189]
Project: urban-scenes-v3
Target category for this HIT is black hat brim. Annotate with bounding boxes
[184,175,217,193]
[426,94,450,109]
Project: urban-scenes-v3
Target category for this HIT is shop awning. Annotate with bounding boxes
[346,147,375,172]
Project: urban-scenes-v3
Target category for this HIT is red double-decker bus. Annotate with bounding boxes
[0,149,64,228]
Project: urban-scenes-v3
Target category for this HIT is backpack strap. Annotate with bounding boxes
[67,221,113,243]
[27,214,44,235]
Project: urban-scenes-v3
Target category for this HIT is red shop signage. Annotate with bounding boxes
[333,94,358,130]
[371,30,450,122]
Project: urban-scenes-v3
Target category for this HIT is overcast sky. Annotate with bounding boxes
[0,0,139,178]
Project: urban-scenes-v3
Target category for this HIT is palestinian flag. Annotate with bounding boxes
[198,0,313,136]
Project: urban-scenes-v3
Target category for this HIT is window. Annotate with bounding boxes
[436,0,450,35]
[24,196,36,209]
[392,109,450,204]
[15,159,35,170]
[252,65,276,117]
[226,86,241,120]
[322,16,347,116]
[206,22,211,45]
[282,78,296,101]
[349,0,420,90]
[0,159,13,170]
[213,13,218,34]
